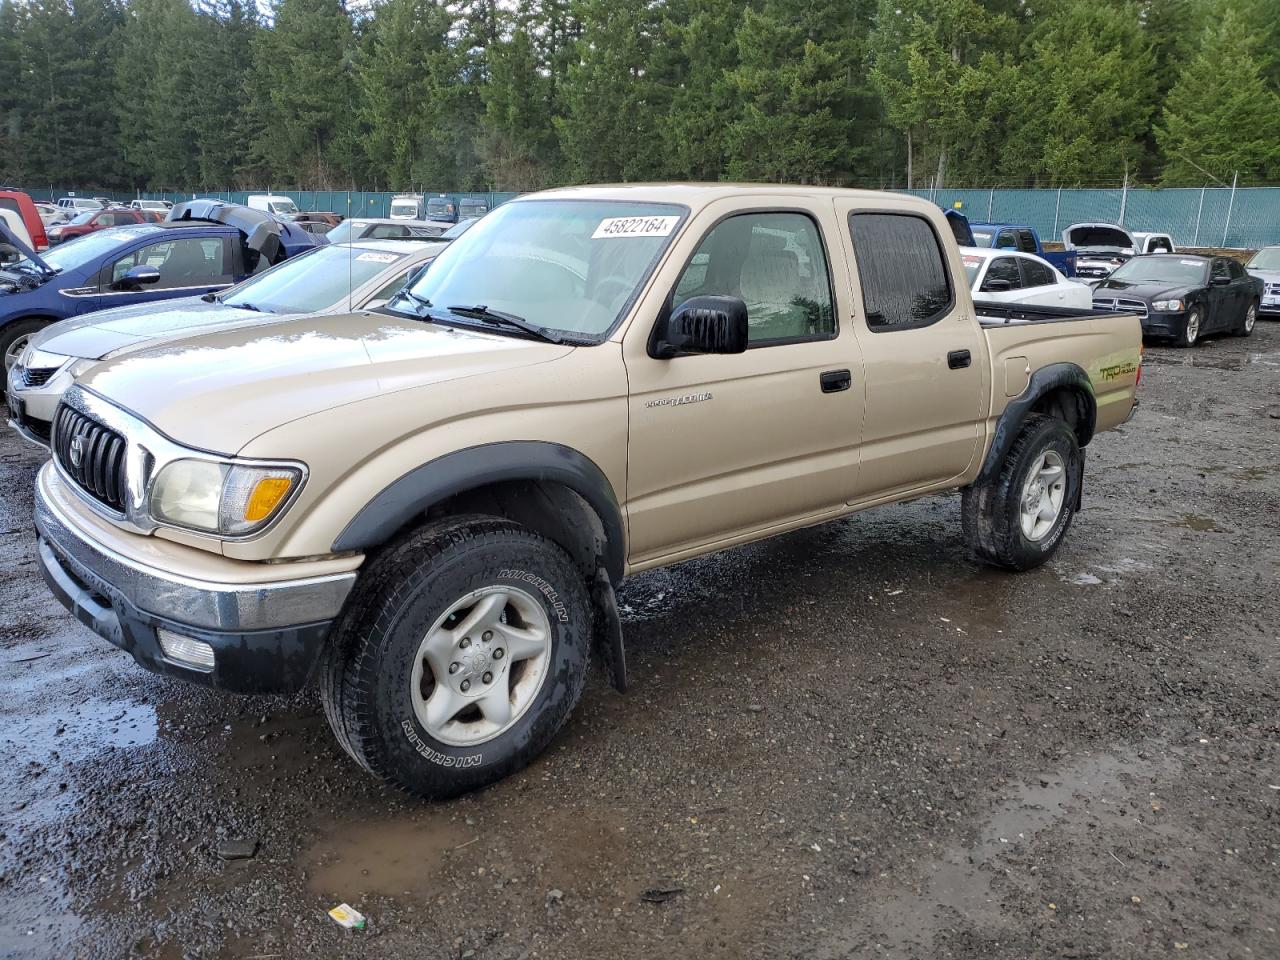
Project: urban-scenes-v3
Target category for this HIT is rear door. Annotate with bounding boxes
[834,201,985,500]
[1207,258,1235,330]
[1016,256,1066,305]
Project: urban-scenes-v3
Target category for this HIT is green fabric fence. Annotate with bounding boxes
[17,185,1280,249]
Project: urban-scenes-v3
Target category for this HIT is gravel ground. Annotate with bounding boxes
[1,323,1278,960]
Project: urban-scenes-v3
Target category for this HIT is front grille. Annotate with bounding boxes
[1265,282,1280,296]
[1092,297,1149,319]
[52,404,128,513]
[20,366,58,388]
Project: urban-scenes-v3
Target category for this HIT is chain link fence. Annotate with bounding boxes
[15,183,1279,249]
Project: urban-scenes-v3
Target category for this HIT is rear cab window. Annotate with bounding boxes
[847,213,953,331]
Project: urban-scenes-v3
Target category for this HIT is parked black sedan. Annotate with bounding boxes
[1092,254,1261,347]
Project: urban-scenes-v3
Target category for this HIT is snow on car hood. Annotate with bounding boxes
[28,298,277,361]
[77,312,573,455]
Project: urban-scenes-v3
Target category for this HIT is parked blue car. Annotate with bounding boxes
[0,200,318,375]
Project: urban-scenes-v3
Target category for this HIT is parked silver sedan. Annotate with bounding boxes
[7,239,445,445]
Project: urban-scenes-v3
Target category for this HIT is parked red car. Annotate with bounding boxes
[47,206,151,244]
[0,190,50,252]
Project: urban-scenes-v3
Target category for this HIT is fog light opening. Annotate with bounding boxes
[157,628,215,672]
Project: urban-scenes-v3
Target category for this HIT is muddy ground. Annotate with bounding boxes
[2,325,1278,960]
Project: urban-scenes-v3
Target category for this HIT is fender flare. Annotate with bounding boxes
[332,440,626,583]
[976,362,1096,486]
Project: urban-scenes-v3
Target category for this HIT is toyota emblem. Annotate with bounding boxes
[69,434,85,468]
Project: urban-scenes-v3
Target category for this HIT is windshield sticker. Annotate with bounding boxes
[1180,259,1201,266]
[592,215,679,240]
[355,252,400,263]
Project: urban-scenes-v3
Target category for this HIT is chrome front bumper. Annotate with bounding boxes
[35,476,358,692]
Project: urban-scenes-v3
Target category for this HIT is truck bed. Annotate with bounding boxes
[975,300,1125,326]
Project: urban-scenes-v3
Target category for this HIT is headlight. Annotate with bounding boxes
[1152,299,1184,312]
[150,459,302,536]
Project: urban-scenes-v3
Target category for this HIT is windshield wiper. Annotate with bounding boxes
[446,304,563,344]
[389,287,436,317]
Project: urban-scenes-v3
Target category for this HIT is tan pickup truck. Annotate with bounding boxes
[34,185,1141,798]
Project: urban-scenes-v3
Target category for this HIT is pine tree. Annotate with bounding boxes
[256,0,362,188]
[554,0,669,183]
[727,0,877,184]
[1017,0,1156,185]
[359,0,457,189]
[478,9,559,189]
[1156,9,1280,184]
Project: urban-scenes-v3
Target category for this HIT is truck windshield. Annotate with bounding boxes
[1108,258,1206,285]
[270,200,299,216]
[426,199,455,219]
[401,199,686,341]
[390,201,418,217]
[221,244,411,313]
[1248,248,1280,270]
[970,230,995,248]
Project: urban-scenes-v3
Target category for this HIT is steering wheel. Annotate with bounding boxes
[590,275,634,307]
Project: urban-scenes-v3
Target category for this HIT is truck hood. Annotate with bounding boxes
[1247,268,1280,284]
[28,298,271,361]
[77,312,574,455]
[1063,223,1134,254]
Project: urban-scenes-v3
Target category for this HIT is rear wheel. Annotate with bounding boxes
[962,414,1082,571]
[1234,300,1257,337]
[1178,307,1202,348]
[321,515,591,799]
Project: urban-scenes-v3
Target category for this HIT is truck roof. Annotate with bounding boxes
[527,183,937,209]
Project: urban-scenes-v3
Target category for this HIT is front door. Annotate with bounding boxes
[833,199,986,501]
[1206,258,1236,331]
[89,234,234,314]
[623,202,866,564]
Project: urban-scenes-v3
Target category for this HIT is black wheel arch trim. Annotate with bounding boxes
[976,362,1096,486]
[332,440,626,583]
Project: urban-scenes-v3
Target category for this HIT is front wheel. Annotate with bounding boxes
[321,516,592,799]
[962,414,1082,571]
[1178,307,1202,348]
[1234,300,1257,337]
[1,317,46,376]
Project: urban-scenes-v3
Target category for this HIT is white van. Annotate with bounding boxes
[389,193,424,220]
[247,194,300,220]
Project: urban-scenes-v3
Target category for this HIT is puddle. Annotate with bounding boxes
[1144,353,1243,371]
[1069,572,1103,586]
[1173,513,1225,533]
[826,750,1168,958]
[305,814,474,898]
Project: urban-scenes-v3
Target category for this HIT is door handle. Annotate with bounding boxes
[820,369,851,393]
[948,350,972,370]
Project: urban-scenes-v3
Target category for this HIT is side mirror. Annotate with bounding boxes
[982,278,1013,292]
[114,264,161,290]
[651,296,749,359]
[1211,274,1230,286]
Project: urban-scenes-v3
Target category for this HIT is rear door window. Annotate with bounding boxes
[847,213,952,331]
[1020,258,1055,288]
[995,230,1018,250]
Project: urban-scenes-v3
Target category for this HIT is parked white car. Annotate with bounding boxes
[7,239,447,445]
[129,199,171,214]
[55,197,103,215]
[962,248,1092,309]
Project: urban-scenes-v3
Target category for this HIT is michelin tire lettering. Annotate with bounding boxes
[402,719,483,767]
[499,569,569,623]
